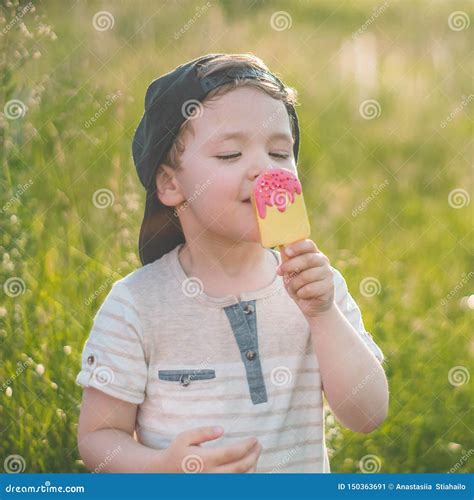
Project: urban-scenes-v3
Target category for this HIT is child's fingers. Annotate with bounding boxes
[178,426,224,446]
[215,443,262,473]
[244,445,263,473]
[295,281,323,299]
[285,266,329,293]
[296,279,333,300]
[283,239,318,258]
[203,437,258,467]
[278,252,329,276]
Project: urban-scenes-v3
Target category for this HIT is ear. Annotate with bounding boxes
[155,164,185,207]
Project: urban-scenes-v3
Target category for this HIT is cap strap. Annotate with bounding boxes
[200,67,285,93]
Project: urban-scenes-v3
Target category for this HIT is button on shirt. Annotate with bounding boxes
[246,350,257,361]
[76,243,384,473]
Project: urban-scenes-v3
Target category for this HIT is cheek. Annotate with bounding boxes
[197,187,230,215]
[193,169,240,208]
[181,169,260,241]
[177,180,233,227]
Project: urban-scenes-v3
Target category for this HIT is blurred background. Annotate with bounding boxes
[0,0,472,473]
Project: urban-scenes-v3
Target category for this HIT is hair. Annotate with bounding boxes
[160,53,298,173]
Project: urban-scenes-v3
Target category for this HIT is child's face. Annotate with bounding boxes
[166,86,297,244]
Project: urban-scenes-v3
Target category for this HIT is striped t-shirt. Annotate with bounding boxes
[76,242,384,473]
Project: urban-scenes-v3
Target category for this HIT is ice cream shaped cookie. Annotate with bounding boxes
[251,168,311,249]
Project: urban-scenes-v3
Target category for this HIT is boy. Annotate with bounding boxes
[76,53,389,473]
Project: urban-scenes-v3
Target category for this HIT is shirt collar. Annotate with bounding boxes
[168,243,283,308]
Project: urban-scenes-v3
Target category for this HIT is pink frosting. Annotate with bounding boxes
[253,168,302,219]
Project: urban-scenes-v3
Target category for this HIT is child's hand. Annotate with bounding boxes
[162,426,262,473]
[276,239,335,319]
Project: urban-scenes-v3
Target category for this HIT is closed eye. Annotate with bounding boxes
[271,153,290,159]
[215,153,290,161]
[215,153,241,160]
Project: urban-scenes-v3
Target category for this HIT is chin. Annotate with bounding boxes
[215,221,260,244]
[239,228,261,243]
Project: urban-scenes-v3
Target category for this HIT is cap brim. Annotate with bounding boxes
[139,189,185,265]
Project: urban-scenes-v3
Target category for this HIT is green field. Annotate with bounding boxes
[0,0,472,473]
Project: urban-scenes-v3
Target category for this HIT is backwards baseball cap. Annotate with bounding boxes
[132,53,300,265]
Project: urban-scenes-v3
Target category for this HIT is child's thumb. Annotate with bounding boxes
[179,426,224,446]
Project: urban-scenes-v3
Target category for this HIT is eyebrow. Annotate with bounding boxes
[209,131,294,145]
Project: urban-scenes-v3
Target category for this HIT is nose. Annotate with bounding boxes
[246,161,278,181]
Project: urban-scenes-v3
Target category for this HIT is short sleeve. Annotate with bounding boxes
[331,266,385,364]
[75,280,148,404]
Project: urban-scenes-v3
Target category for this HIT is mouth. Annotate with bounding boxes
[242,199,251,204]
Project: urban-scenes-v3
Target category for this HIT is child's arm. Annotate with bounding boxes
[277,240,388,433]
[78,387,262,473]
[307,306,389,434]
[77,387,166,472]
